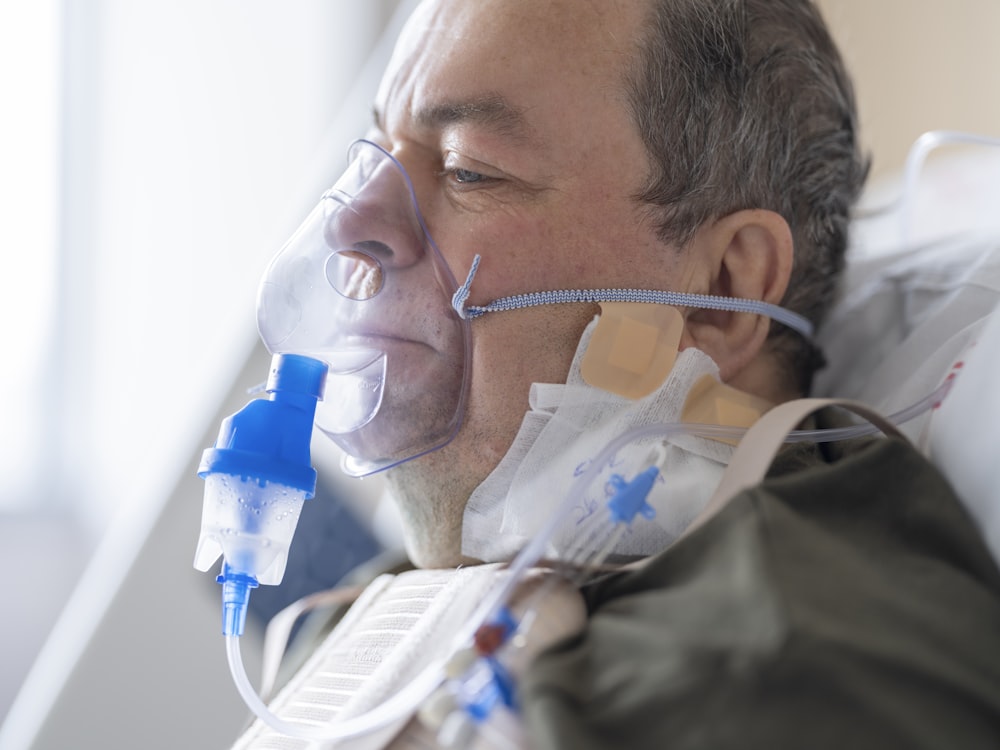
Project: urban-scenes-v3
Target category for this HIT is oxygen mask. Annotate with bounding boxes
[257,140,471,476]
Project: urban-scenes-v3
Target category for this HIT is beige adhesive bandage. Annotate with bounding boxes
[681,374,773,444]
[580,303,685,399]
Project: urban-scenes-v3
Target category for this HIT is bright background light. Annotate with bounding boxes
[0,0,60,512]
[0,0,402,735]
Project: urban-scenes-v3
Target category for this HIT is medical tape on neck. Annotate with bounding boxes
[681,375,773,445]
[579,302,772,434]
[580,302,684,399]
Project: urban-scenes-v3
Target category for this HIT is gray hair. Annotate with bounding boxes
[627,0,868,393]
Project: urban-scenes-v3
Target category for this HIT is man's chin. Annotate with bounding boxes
[382,462,468,569]
[406,542,484,570]
[381,421,512,568]
[398,514,483,569]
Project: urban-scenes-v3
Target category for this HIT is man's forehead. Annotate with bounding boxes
[401,0,653,53]
[378,0,647,133]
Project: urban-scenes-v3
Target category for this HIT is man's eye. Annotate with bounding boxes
[440,152,498,188]
[448,168,487,184]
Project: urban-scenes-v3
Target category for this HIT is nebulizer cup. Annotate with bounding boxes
[194,353,327,635]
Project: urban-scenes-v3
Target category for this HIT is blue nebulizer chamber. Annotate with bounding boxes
[194,353,327,634]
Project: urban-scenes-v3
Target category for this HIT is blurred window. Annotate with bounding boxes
[0,1,399,542]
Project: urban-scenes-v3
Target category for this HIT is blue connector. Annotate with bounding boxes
[606,466,659,524]
[198,353,328,494]
[218,564,260,637]
[459,657,519,723]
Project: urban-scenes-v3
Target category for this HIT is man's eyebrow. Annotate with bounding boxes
[407,94,535,142]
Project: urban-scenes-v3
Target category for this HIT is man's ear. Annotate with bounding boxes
[679,209,793,382]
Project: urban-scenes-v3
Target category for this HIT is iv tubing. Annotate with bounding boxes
[225,373,953,742]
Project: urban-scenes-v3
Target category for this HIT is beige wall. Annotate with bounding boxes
[816,0,1000,180]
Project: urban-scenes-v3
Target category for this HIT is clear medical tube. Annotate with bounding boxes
[783,375,952,443]
[454,254,815,339]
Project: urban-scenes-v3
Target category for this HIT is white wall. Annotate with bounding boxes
[817,0,1000,179]
[58,0,384,541]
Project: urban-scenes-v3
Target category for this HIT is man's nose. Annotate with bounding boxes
[321,146,428,271]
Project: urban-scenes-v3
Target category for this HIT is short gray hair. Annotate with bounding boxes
[627,0,868,392]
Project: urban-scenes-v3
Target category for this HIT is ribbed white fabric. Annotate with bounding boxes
[232,565,506,750]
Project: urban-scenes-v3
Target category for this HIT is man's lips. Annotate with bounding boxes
[342,331,434,349]
[319,334,441,374]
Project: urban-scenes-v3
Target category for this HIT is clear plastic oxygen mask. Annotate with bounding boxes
[257,139,472,476]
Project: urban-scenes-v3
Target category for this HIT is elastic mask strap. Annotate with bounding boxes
[451,254,814,339]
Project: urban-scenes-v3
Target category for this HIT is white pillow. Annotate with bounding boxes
[930,305,1000,561]
[813,232,1000,450]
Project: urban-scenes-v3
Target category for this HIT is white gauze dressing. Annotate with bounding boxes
[461,317,734,562]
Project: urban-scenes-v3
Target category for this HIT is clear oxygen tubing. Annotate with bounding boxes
[451,254,816,339]
[224,372,954,744]
[851,130,1000,242]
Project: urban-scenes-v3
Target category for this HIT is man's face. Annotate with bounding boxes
[370,0,695,566]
